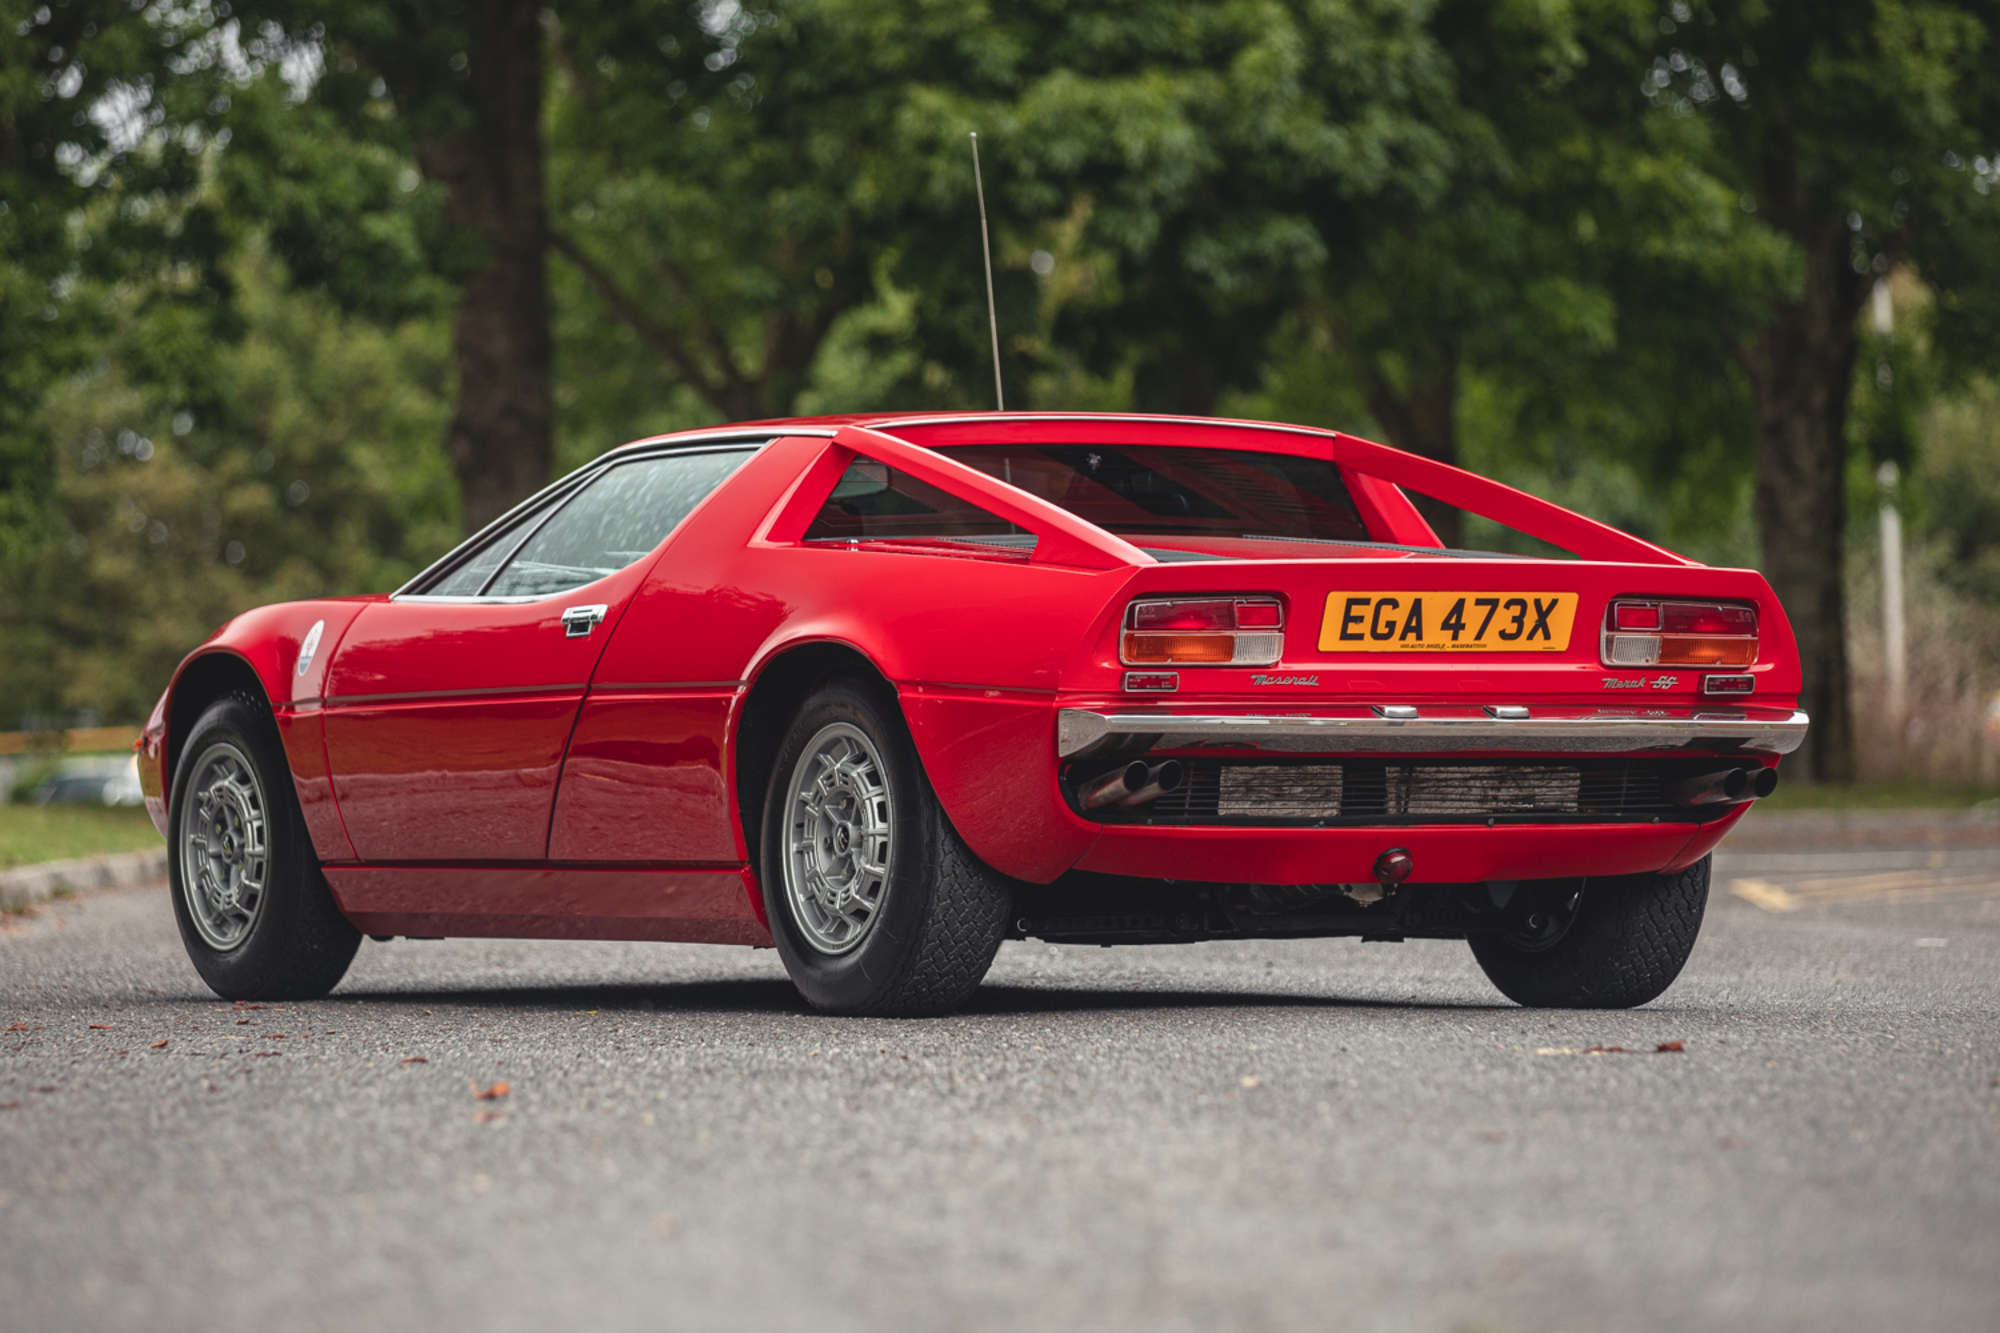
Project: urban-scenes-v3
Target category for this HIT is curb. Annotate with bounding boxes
[0,848,168,913]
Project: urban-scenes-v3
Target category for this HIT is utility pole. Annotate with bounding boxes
[1872,280,1908,743]
[1878,459,1907,729]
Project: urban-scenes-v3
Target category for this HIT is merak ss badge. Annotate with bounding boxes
[1601,674,1679,691]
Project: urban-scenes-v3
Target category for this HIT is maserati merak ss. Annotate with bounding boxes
[138,413,1807,1014]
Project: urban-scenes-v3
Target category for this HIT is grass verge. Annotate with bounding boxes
[0,804,162,869]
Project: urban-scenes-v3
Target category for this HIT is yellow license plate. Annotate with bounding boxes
[1318,592,1579,652]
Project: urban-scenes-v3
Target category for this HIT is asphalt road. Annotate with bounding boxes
[3,825,1997,1332]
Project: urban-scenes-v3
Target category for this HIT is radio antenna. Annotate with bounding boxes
[970,131,1005,411]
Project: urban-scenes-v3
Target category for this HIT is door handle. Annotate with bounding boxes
[560,604,608,638]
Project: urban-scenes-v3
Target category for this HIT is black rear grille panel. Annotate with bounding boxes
[1070,757,1735,826]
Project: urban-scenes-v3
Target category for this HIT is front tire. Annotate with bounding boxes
[759,680,1012,1016]
[1468,858,1710,1008]
[168,694,360,1000]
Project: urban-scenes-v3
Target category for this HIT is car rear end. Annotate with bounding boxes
[1047,553,1804,890]
[781,415,1809,1006]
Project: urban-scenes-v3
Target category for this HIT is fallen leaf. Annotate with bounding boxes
[232,1003,265,1011]
[151,1039,168,1049]
[88,1023,114,1030]
[5,1022,27,1032]
[1539,1043,1681,1057]
[0,1101,19,1111]
[235,1018,250,1025]
[473,1080,509,1101]
[262,1033,286,1039]
[400,1056,428,1065]
[253,1051,282,1059]
[1239,1075,1262,1089]
[473,1110,506,1123]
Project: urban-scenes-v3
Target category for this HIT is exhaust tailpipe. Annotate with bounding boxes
[1751,766,1778,799]
[1667,768,1754,807]
[1118,760,1186,808]
[1079,761,1150,811]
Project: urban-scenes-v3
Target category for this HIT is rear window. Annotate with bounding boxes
[804,444,1370,544]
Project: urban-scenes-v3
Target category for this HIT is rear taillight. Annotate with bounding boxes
[1602,599,1758,668]
[1121,596,1285,667]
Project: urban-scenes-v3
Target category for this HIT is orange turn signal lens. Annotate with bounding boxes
[1657,635,1758,667]
[1121,632,1237,664]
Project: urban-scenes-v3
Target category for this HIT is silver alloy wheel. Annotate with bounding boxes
[178,741,271,952]
[781,721,895,956]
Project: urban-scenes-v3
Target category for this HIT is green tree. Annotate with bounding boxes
[1,1,231,567]
[1,244,455,725]
[206,0,551,532]
[1647,1,2000,781]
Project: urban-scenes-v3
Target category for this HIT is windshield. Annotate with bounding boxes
[804,444,1372,545]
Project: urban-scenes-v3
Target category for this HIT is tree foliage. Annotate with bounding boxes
[3,0,2000,788]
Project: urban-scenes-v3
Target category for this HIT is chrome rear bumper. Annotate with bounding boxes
[1055,707,1810,760]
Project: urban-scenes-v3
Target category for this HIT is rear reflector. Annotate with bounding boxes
[1122,596,1285,667]
[1603,599,1758,669]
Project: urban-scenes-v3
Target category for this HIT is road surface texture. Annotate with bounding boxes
[3,820,1997,1332]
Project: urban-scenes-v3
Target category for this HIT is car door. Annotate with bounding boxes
[321,447,757,864]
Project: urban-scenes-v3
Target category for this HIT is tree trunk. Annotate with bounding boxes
[414,1,552,534]
[1136,343,1221,418]
[1744,220,1864,783]
[1365,351,1463,548]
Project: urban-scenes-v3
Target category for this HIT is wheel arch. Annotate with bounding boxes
[732,638,898,883]
[163,650,272,788]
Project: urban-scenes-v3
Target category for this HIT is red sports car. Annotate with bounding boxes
[138,413,1807,1014]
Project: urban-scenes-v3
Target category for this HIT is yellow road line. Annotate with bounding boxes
[1732,871,2000,911]
[1800,872,2000,904]
[1804,878,2000,905]
[1730,877,1800,912]
[1780,868,1989,895]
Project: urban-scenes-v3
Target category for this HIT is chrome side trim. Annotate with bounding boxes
[1055,708,1811,759]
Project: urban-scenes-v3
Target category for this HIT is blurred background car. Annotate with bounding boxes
[22,757,146,808]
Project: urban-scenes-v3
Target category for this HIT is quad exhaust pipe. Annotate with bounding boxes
[1077,759,1187,811]
[1668,765,1778,808]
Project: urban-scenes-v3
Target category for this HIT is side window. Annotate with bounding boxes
[425,506,547,596]
[484,449,753,598]
[804,460,1024,542]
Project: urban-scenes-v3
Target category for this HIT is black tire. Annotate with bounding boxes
[758,679,1012,1016]
[1468,858,1710,1008]
[167,694,360,1000]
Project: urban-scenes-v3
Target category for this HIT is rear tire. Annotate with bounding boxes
[759,679,1012,1016]
[1468,858,1709,1008]
[168,694,360,1000]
